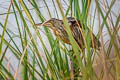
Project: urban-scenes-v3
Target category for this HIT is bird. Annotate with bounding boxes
[35,17,101,50]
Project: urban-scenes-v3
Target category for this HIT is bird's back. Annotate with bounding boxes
[65,17,100,50]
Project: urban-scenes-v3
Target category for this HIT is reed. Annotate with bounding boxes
[0,0,119,79]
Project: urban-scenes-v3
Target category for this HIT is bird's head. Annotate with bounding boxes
[35,18,61,29]
[35,18,68,42]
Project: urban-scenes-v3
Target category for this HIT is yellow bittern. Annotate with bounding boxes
[35,17,100,50]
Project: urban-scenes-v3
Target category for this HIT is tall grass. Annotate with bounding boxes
[0,0,119,80]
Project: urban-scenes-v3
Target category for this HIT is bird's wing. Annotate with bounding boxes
[66,17,100,49]
[66,17,85,48]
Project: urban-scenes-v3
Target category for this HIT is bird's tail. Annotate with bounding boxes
[91,35,101,51]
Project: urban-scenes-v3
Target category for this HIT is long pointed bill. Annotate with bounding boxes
[35,23,44,26]
[35,20,51,27]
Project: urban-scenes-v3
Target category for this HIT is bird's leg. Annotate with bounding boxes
[68,49,83,79]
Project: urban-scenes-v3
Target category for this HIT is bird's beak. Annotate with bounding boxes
[35,21,51,27]
[35,23,44,26]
